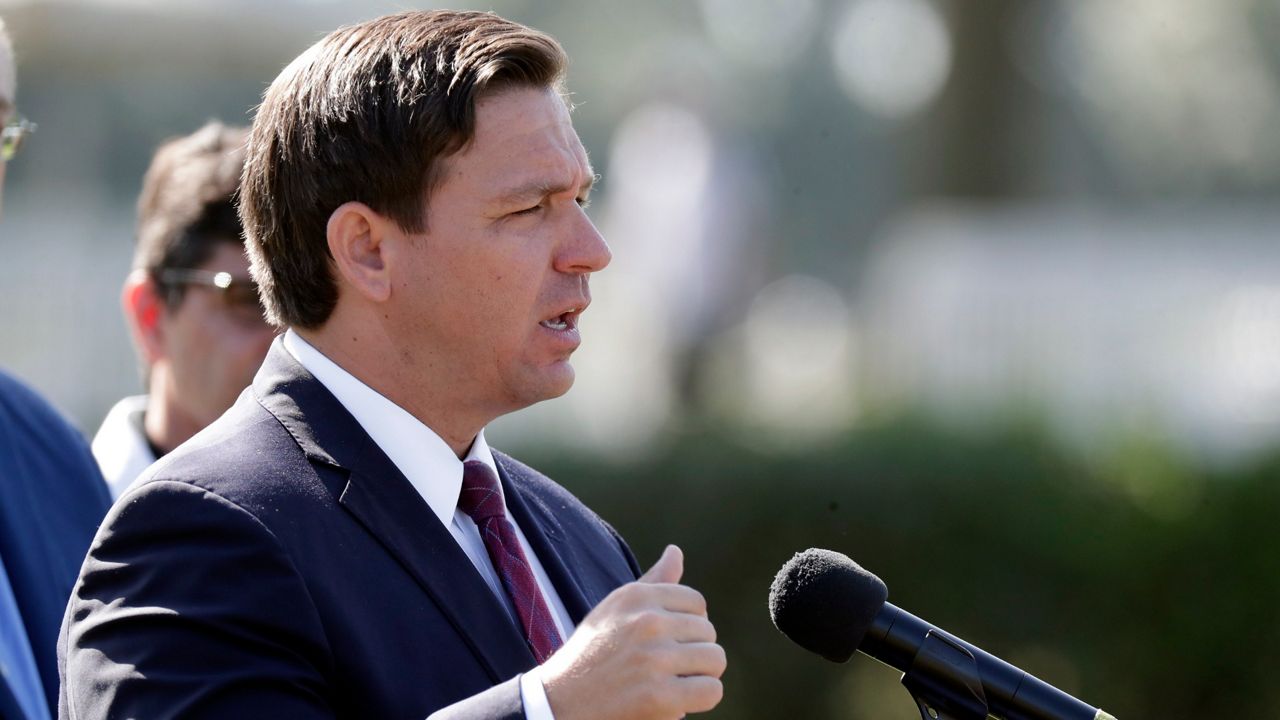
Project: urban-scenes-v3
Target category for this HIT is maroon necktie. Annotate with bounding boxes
[458,460,563,663]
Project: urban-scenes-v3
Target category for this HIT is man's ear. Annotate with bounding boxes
[327,201,394,303]
[122,270,166,365]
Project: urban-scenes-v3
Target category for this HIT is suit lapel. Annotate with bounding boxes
[252,341,537,682]
[495,455,595,625]
[337,465,537,681]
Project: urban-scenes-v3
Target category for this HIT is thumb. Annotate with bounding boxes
[639,544,683,584]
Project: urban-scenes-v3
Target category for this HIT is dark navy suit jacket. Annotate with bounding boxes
[58,343,640,719]
[0,370,111,720]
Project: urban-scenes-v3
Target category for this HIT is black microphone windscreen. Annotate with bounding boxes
[768,548,888,663]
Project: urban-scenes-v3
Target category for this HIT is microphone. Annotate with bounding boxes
[768,549,1117,720]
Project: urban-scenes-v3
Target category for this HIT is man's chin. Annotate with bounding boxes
[509,363,575,410]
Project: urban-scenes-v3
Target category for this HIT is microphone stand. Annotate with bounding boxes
[887,629,1118,720]
[898,629,990,720]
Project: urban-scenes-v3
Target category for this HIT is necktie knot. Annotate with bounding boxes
[459,460,505,521]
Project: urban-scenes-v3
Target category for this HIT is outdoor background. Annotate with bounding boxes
[3,0,1279,716]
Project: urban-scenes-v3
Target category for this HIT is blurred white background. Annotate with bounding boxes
[2,0,1279,469]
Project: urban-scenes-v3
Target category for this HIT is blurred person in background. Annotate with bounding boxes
[0,16,111,720]
[60,10,724,720]
[91,122,275,499]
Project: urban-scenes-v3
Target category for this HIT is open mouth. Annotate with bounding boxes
[540,309,579,332]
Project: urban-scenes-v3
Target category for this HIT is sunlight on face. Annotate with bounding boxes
[389,86,611,418]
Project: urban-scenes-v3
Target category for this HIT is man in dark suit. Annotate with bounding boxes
[0,15,112,720]
[59,10,725,720]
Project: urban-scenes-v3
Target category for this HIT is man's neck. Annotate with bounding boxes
[294,325,489,458]
[144,371,201,457]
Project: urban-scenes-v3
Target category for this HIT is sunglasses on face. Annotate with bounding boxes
[155,268,267,325]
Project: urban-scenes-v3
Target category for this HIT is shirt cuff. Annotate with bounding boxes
[520,667,557,720]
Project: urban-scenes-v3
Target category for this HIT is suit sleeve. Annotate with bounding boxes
[605,520,642,580]
[60,480,337,719]
[426,677,523,720]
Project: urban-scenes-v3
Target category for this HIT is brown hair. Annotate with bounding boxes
[135,121,249,308]
[239,10,567,328]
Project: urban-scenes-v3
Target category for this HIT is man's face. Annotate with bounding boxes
[160,242,276,429]
[391,85,610,417]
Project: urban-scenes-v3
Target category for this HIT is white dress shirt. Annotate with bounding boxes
[91,395,157,501]
[283,330,568,719]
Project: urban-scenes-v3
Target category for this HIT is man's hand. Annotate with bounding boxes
[540,545,726,720]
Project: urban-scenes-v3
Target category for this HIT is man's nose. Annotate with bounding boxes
[556,209,611,274]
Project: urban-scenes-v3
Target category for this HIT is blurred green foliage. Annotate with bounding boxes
[517,420,1280,718]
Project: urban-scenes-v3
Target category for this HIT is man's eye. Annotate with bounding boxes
[511,205,542,217]
[576,197,591,210]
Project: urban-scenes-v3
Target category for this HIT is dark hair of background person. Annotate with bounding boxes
[239,9,567,330]
[134,121,249,309]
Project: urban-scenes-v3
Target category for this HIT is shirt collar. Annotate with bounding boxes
[282,329,498,528]
[91,394,158,500]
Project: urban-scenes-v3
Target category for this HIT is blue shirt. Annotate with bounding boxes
[0,370,110,719]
